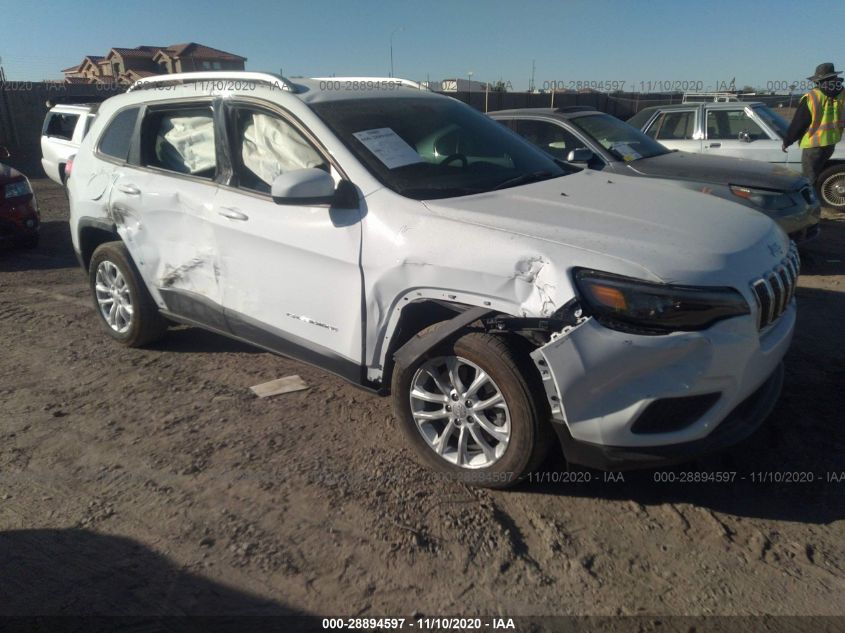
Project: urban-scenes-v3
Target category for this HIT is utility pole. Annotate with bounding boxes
[467,71,473,105]
[530,59,535,93]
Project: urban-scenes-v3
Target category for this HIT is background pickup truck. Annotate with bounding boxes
[40,103,97,187]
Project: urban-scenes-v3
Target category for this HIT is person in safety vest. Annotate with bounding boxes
[782,63,845,189]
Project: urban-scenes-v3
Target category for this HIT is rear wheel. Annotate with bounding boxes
[818,164,845,210]
[392,327,550,488]
[88,241,167,347]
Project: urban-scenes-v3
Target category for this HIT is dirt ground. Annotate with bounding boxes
[1,179,845,623]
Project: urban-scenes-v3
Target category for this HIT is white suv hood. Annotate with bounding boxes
[423,169,788,287]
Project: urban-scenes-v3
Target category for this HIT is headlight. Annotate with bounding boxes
[574,269,750,334]
[4,179,32,199]
[730,185,793,211]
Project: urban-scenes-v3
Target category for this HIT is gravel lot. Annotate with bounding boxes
[1,179,845,622]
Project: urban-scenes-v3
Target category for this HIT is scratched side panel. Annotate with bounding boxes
[108,167,223,315]
[359,188,586,373]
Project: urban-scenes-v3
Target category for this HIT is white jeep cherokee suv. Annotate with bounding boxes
[67,72,798,487]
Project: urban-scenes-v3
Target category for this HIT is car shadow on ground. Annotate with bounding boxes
[800,215,845,276]
[0,220,77,272]
[0,528,315,628]
[518,284,845,527]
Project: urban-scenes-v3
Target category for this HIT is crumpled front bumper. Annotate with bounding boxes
[530,304,794,470]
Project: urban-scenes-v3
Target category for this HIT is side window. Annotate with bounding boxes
[44,113,79,140]
[627,108,656,132]
[514,119,586,160]
[230,107,328,194]
[653,111,696,141]
[98,108,139,161]
[495,119,517,132]
[642,113,661,139]
[706,109,767,141]
[141,106,216,179]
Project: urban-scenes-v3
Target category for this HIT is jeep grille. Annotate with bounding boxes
[751,242,800,330]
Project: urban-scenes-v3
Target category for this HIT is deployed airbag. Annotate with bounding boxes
[241,113,325,186]
[155,115,216,175]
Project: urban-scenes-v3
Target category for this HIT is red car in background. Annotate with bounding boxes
[0,146,40,249]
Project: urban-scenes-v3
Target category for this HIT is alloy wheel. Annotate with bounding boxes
[95,260,133,333]
[409,355,511,469]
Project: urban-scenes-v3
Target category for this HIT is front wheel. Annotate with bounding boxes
[391,329,550,488]
[88,241,167,347]
[818,164,845,210]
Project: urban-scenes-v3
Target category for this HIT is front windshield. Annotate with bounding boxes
[310,96,571,199]
[570,113,670,162]
[752,105,789,138]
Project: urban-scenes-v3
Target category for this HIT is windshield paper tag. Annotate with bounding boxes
[353,128,424,169]
[610,142,641,161]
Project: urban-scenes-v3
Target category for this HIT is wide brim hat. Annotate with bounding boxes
[808,62,842,81]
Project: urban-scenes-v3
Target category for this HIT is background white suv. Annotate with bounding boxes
[67,72,797,487]
[41,103,96,186]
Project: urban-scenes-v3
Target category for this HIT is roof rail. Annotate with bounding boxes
[311,76,429,91]
[682,91,741,103]
[127,71,295,93]
[45,95,110,108]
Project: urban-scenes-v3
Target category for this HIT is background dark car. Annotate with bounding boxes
[491,107,820,244]
[0,146,40,249]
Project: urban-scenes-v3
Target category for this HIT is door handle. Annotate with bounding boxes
[707,143,721,148]
[218,207,249,221]
[117,184,141,195]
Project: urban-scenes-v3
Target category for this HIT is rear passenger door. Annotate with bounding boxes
[108,100,226,330]
[643,108,702,153]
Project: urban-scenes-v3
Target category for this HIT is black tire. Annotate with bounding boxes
[817,164,845,210]
[59,165,69,198]
[88,241,167,347]
[391,326,552,489]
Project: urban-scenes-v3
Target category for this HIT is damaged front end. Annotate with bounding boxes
[527,301,792,471]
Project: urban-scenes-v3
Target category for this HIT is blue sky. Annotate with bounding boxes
[2,0,843,90]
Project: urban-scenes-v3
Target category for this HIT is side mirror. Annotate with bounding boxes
[567,148,594,163]
[0,146,9,160]
[738,130,752,143]
[271,168,336,205]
